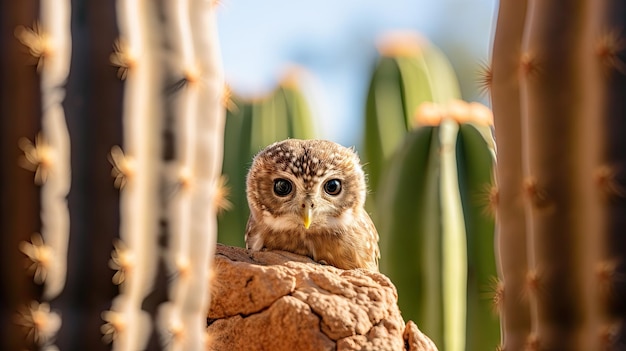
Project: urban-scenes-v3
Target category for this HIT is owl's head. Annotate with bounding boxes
[246,139,367,231]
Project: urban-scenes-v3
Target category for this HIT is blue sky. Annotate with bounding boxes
[217,0,497,147]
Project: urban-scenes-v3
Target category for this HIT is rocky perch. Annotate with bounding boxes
[207,244,437,351]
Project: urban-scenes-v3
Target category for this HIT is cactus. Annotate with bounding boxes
[363,31,498,350]
[3,1,225,350]
[218,73,315,247]
[490,0,626,349]
[377,102,498,351]
[489,1,531,349]
[363,32,461,193]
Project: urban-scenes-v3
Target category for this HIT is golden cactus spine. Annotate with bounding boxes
[13,0,71,348]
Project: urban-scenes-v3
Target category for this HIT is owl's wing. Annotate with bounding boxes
[359,211,380,270]
[244,215,264,251]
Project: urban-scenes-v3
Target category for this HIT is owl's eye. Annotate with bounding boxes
[324,179,342,195]
[273,178,293,196]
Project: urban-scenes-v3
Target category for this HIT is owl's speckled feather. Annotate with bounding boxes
[245,139,380,271]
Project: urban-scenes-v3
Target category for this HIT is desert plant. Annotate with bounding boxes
[363,32,461,193]
[2,1,225,350]
[377,101,498,351]
[363,31,498,351]
[491,0,626,349]
[219,73,315,247]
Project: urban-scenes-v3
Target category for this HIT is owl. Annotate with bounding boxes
[245,139,380,271]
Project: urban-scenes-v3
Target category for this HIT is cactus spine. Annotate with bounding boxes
[11,0,72,348]
[491,0,626,348]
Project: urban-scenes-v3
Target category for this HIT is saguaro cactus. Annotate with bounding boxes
[2,1,225,350]
[365,31,498,351]
[491,0,626,349]
[363,32,460,194]
[490,1,531,350]
[378,101,498,351]
[107,1,225,350]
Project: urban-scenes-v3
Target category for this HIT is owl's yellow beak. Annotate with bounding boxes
[302,203,313,229]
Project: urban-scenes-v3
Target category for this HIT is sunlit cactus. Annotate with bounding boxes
[378,101,498,351]
[490,0,626,349]
[4,1,225,350]
[109,0,225,350]
[363,31,461,193]
[362,30,497,351]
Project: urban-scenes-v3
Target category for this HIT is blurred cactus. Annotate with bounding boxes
[377,101,498,351]
[363,32,461,192]
[363,31,498,351]
[219,73,315,247]
[489,1,531,350]
[3,1,225,350]
[491,0,626,349]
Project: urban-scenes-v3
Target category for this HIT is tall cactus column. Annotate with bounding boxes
[378,102,498,351]
[490,0,531,349]
[155,0,226,349]
[521,7,593,348]
[3,0,224,349]
[491,0,626,349]
[583,0,626,346]
[107,0,225,349]
[107,0,163,348]
[6,0,124,349]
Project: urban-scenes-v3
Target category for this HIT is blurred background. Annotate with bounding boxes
[217,0,496,147]
[216,2,501,350]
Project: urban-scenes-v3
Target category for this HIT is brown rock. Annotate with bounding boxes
[403,321,439,351]
[207,244,438,351]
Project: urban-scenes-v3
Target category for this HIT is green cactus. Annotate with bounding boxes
[455,123,499,351]
[363,33,461,193]
[378,125,445,347]
[364,32,498,351]
[377,103,499,351]
[491,0,626,349]
[218,77,316,247]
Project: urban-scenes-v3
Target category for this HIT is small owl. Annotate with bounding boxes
[245,139,380,271]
